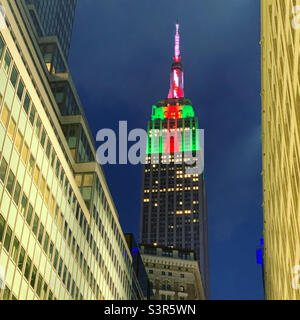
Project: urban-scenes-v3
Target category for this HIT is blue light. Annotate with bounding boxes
[132,247,138,256]
[256,249,263,265]
[260,238,264,246]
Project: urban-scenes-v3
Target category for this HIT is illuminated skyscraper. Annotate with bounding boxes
[0,0,134,300]
[139,24,209,298]
[261,0,300,299]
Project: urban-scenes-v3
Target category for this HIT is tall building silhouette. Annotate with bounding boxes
[139,24,209,298]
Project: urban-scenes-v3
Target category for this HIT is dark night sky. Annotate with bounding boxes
[68,0,263,300]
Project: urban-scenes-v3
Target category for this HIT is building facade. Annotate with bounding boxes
[0,0,134,300]
[261,0,300,299]
[140,244,205,300]
[139,24,209,298]
[24,0,77,59]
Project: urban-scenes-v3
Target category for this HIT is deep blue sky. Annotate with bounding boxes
[68,0,263,300]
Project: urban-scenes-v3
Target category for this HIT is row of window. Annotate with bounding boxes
[0,213,56,300]
[0,33,132,299]
[0,123,108,299]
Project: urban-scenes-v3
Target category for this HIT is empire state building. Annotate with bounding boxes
[139,24,210,298]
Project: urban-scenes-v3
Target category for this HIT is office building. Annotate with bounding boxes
[139,24,209,298]
[140,244,205,300]
[0,0,133,300]
[24,0,76,59]
[261,0,300,299]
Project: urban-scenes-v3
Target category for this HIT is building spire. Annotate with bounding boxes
[168,22,184,99]
[174,22,181,62]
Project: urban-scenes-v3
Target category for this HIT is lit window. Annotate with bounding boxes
[33,165,40,185]
[39,176,46,196]
[8,119,16,139]
[75,174,82,187]
[21,143,29,164]
[15,130,23,153]
[83,174,93,187]
[1,104,10,128]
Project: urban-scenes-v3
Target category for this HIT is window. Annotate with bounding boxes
[51,152,56,168]
[46,141,51,158]
[49,242,54,262]
[30,266,37,289]
[29,105,36,125]
[44,186,50,204]
[13,182,21,205]
[23,93,30,114]
[63,222,68,239]
[38,224,44,244]
[18,247,25,271]
[3,226,12,252]
[3,286,10,300]
[148,269,153,274]
[67,272,71,291]
[4,51,11,73]
[6,170,15,195]
[43,283,48,299]
[20,194,28,217]
[40,130,46,147]
[75,174,82,187]
[39,176,45,196]
[8,118,16,139]
[17,80,24,101]
[58,258,63,277]
[72,237,75,254]
[32,214,39,236]
[12,237,20,263]
[1,104,10,128]
[10,65,18,88]
[35,118,42,137]
[83,174,93,186]
[26,204,33,226]
[15,130,23,153]
[180,274,184,278]
[0,36,4,60]
[0,157,8,182]
[68,230,72,247]
[53,250,59,269]
[43,233,49,254]
[36,274,42,297]
[24,256,32,280]
[62,265,67,284]
[28,155,34,175]
[21,143,29,164]
[0,214,5,242]
[33,165,40,185]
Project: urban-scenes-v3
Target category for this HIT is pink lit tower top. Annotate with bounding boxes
[168,23,184,99]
